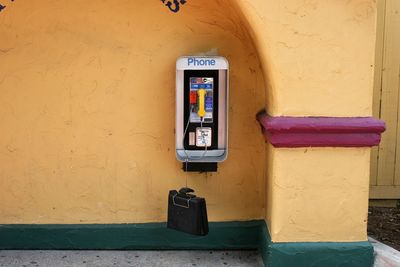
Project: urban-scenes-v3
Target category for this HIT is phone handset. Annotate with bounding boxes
[197,89,206,119]
[197,89,207,148]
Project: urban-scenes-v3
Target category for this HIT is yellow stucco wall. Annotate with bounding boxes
[234,0,377,242]
[0,0,377,244]
[235,0,377,117]
[0,0,266,223]
[266,144,371,242]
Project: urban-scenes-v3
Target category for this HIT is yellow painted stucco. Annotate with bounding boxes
[235,0,377,116]
[0,0,377,244]
[233,0,377,242]
[0,0,266,223]
[265,144,371,242]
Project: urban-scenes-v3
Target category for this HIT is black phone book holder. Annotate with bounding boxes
[167,187,209,236]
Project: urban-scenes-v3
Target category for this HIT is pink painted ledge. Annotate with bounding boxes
[256,111,386,148]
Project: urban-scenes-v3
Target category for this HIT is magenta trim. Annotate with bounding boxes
[257,112,385,148]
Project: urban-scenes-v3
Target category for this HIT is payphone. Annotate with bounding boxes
[176,56,229,172]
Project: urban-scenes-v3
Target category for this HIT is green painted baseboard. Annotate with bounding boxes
[259,224,374,267]
[0,221,262,250]
[0,220,374,267]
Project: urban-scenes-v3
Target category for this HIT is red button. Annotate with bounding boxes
[190,91,197,104]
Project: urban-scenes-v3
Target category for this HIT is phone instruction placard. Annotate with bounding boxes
[196,127,212,147]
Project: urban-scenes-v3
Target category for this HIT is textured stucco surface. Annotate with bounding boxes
[267,146,371,242]
[0,0,377,246]
[235,0,377,116]
[0,0,266,223]
[233,0,377,243]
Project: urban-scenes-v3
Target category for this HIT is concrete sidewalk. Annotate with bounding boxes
[370,237,400,267]
[1,238,400,267]
[0,250,264,267]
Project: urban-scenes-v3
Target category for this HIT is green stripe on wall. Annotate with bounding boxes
[259,225,374,267]
[0,220,374,266]
[266,241,374,267]
[259,224,374,267]
[0,221,262,250]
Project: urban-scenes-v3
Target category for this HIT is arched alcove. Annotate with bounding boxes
[0,0,267,223]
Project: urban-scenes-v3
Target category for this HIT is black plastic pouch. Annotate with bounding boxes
[167,187,209,236]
